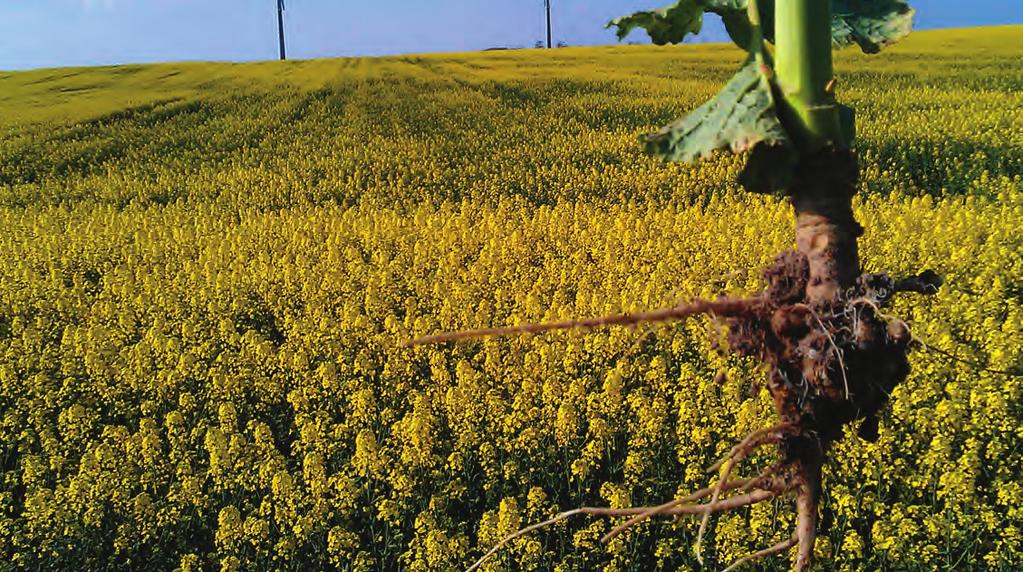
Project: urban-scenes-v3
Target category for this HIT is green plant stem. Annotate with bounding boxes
[774,0,844,150]
[774,0,862,303]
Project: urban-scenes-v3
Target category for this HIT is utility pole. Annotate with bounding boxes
[277,0,287,60]
[545,0,552,48]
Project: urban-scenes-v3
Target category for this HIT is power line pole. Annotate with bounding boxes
[545,0,552,48]
[277,0,287,60]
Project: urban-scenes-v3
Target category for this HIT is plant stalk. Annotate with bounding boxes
[774,3,864,570]
[775,0,843,150]
[774,0,861,305]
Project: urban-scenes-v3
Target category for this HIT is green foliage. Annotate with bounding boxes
[607,1,705,46]
[832,0,915,53]
[642,60,788,163]
[608,0,913,55]
[608,0,752,48]
[609,0,914,187]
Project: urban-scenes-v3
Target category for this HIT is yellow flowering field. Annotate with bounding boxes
[0,26,1021,571]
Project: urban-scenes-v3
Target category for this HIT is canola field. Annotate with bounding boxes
[1,26,1021,571]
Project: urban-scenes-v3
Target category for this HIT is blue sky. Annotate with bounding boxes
[2,0,1021,71]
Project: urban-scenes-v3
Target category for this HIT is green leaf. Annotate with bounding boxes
[642,60,790,164]
[831,0,914,53]
[720,10,755,50]
[608,0,912,53]
[607,0,769,49]
[703,0,748,10]
[607,0,759,47]
[607,2,704,45]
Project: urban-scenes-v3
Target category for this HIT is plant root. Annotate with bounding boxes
[721,535,799,572]
[465,489,785,572]
[417,251,941,571]
[707,423,799,474]
[695,456,794,564]
[465,433,801,572]
[404,297,751,347]
[603,463,781,543]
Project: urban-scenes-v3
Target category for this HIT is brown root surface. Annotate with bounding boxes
[704,249,939,571]
[454,256,939,572]
[412,176,942,571]
[728,251,920,445]
[441,251,943,572]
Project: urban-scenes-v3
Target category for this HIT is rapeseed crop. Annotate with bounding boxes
[0,26,1020,571]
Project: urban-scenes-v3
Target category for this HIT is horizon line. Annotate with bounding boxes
[4,23,1021,74]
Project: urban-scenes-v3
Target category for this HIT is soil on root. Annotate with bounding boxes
[701,250,940,570]
[416,249,941,572]
[727,250,923,447]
